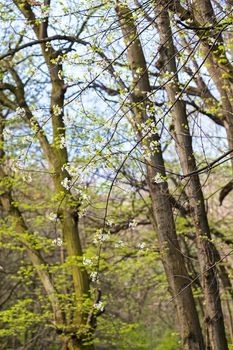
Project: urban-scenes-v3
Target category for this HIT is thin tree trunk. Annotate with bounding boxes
[115,3,204,349]
[174,0,233,199]
[8,1,95,346]
[155,4,228,349]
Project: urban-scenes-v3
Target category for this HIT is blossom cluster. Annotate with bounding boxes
[93,229,110,244]
[90,271,99,282]
[140,119,157,140]
[129,219,137,229]
[52,238,63,246]
[93,301,104,312]
[59,136,67,149]
[114,240,125,248]
[61,177,71,190]
[83,257,93,266]
[16,107,26,118]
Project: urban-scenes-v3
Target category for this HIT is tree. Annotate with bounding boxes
[0,1,233,349]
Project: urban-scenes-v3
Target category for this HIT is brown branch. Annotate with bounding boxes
[181,148,233,179]
[0,35,88,61]
[219,179,233,205]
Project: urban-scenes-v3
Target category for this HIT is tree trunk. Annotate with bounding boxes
[10,1,96,346]
[115,3,204,349]
[66,337,95,350]
[155,4,228,349]
[175,0,233,199]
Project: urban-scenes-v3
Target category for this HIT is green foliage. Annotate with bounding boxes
[0,299,50,337]
[154,331,180,350]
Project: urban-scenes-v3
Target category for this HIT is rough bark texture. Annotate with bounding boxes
[115,3,204,349]
[174,0,233,201]
[1,1,96,348]
[155,4,228,350]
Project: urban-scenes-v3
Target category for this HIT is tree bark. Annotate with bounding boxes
[115,3,204,349]
[174,0,233,201]
[155,4,228,349]
[7,1,95,346]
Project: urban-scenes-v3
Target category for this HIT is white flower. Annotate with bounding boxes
[149,140,159,150]
[106,220,113,227]
[137,242,146,249]
[16,107,26,118]
[53,105,62,117]
[114,240,125,248]
[93,301,104,312]
[153,173,165,184]
[82,193,90,202]
[52,238,63,246]
[61,177,71,190]
[93,230,110,244]
[83,257,93,266]
[129,219,137,229]
[90,271,99,282]
[62,163,80,178]
[59,136,67,149]
[45,42,51,52]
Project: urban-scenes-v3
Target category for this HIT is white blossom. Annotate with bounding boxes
[47,212,57,222]
[16,107,26,118]
[52,238,63,246]
[53,105,62,117]
[129,219,137,229]
[114,240,125,248]
[83,257,93,266]
[149,140,159,151]
[62,163,80,178]
[59,136,67,149]
[137,242,146,249]
[90,271,99,282]
[140,119,156,140]
[93,230,110,244]
[45,42,51,52]
[93,301,104,312]
[82,193,90,202]
[61,177,71,190]
[106,220,113,227]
